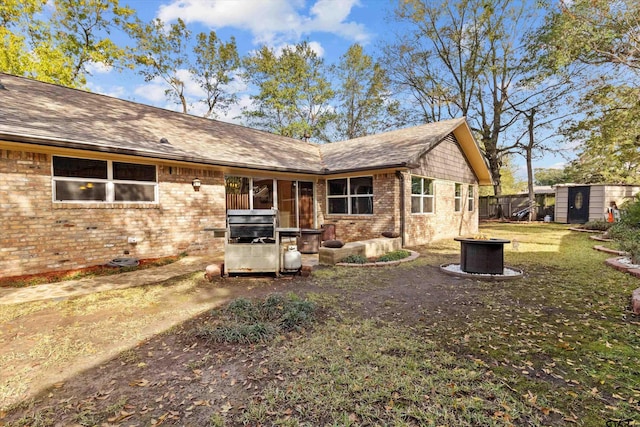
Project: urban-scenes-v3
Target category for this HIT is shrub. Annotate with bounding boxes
[609,194,640,263]
[619,194,640,225]
[191,293,316,344]
[376,250,411,262]
[609,223,640,263]
[582,220,612,231]
[340,254,368,264]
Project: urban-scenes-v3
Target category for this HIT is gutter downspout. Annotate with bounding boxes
[396,170,405,247]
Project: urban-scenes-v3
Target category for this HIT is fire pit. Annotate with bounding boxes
[454,237,510,274]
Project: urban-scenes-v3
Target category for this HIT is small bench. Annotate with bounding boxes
[319,237,402,265]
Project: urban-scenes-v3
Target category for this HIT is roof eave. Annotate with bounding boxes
[451,121,494,186]
[0,133,324,175]
[321,162,415,176]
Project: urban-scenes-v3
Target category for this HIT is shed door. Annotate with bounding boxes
[568,186,590,224]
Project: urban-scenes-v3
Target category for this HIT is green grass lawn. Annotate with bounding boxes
[4,223,639,426]
[240,223,640,426]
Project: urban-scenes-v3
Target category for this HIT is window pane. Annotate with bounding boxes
[411,196,421,213]
[455,198,461,212]
[55,181,106,201]
[114,162,156,182]
[411,177,422,195]
[351,196,373,214]
[424,179,433,195]
[455,183,462,197]
[225,176,250,209]
[350,177,373,194]
[328,179,347,196]
[328,197,348,214]
[423,196,434,213]
[53,157,107,179]
[253,179,273,209]
[114,183,155,202]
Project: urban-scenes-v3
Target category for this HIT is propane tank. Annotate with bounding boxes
[283,245,302,271]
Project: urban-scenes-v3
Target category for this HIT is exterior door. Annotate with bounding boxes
[298,182,314,229]
[568,186,590,224]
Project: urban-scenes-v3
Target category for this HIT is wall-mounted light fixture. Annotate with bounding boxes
[192,177,202,192]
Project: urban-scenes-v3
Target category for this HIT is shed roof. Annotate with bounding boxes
[0,73,492,184]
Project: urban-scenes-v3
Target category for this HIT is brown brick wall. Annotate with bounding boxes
[315,135,480,247]
[402,174,478,247]
[317,173,401,243]
[0,149,225,278]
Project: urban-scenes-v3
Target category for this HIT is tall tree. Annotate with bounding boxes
[242,41,335,141]
[1,0,136,88]
[561,84,640,184]
[534,167,566,186]
[537,0,640,184]
[385,0,547,195]
[332,43,401,140]
[191,31,240,119]
[132,18,191,113]
[538,0,640,73]
[507,66,578,219]
[0,0,42,76]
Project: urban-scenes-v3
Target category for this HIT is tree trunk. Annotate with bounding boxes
[526,109,536,221]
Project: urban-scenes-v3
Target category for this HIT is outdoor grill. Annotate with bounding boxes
[224,209,281,275]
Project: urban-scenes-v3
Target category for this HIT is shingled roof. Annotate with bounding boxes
[0,73,492,184]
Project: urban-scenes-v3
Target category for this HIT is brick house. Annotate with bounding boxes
[0,73,492,278]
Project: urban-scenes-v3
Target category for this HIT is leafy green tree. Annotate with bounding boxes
[191,31,240,119]
[561,85,640,184]
[1,0,135,88]
[0,0,42,76]
[242,41,335,141]
[535,0,640,185]
[534,168,566,186]
[331,43,401,140]
[537,0,639,73]
[132,18,191,113]
[385,0,548,195]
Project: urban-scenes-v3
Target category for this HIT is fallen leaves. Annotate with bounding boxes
[129,378,150,387]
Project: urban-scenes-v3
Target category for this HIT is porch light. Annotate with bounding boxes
[192,177,201,192]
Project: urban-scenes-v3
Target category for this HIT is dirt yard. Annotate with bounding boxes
[1,223,639,426]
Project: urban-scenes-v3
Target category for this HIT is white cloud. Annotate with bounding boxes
[85,61,113,75]
[156,0,370,45]
[89,83,127,99]
[134,78,168,104]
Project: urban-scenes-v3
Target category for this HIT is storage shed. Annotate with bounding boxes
[554,184,640,224]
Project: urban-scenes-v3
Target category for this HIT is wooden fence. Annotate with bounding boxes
[479,193,555,220]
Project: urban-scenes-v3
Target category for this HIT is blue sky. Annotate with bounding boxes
[83,0,566,178]
[88,0,392,111]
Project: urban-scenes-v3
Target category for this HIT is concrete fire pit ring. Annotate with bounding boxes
[439,263,523,281]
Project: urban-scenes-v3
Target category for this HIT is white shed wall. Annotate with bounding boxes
[555,184,640,223]
[554,186,568,223]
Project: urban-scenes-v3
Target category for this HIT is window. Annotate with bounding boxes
[411,176,434,214]
[454,183,462,212]
[468,185,474,211]
[53,156,157,202]
[327,176,373,215]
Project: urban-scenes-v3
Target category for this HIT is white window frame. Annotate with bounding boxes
[411,176,435,214]
[52,156,158,203]
[326,176,374,215]
[454,183,462,212]
[468,184,474,212]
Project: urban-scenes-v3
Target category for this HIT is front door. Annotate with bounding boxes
[568,186,590,224]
